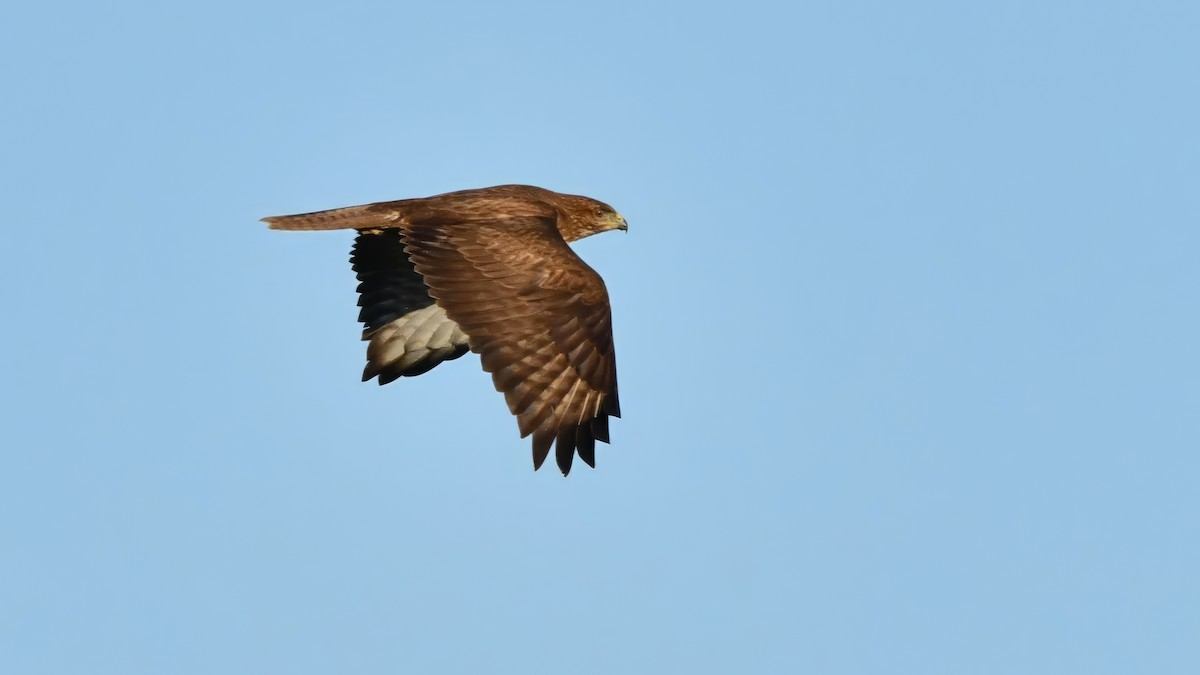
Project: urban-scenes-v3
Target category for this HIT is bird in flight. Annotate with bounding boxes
[263,185,626,475]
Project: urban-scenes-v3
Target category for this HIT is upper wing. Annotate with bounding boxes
[402,215,620,475]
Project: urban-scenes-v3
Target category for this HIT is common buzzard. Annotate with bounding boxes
[263,185,625,475]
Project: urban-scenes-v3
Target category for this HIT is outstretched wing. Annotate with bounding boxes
[402,215,620,475]
[351,230,469,383]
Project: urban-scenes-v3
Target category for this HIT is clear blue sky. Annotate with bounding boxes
[2,1,1197,673]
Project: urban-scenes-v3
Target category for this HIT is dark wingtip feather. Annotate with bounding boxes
[531,429,554,471]
[591,414,610,444]
[555,427,576,476]
[576,425,596,468]
[362,345,469,386]
[603,389,621,418]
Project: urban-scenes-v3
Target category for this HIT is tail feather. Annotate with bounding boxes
[262,202,404,231]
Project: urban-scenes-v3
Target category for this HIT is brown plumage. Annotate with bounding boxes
[263,185,626,475]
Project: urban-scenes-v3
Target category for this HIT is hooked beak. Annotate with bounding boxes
[616,214,628,232]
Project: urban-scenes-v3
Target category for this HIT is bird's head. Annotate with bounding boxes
[557,195,628,242]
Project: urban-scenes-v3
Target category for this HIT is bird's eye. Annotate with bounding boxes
[594,207,606,216]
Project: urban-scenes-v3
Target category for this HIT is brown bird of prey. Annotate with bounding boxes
[263,185,625,475]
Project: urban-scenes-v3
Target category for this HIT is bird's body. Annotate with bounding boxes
[264,185,626,475]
